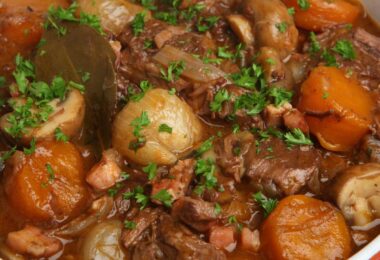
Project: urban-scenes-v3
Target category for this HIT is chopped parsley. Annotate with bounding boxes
[143,39,154,49]
[228,215,237,224]
[194,158,217,194]
[159,123,173,133]
[45,163,55,183]
[54,127,68,142]
[214,203,222,215]
[276,22,288,33]
[140,0,157,10]
[180,3,205,20]
[81,72,91,83]
[234,92,266,115]
[297,0,310,10]
[0,147,16,163]
[129,80,153,102]
[143,162,157,180]
[196,16,220,32]
[217,46,234,59]
[284,128,313,146]
[332,40,356,60]
[253,191,278,217]
[129,111,150,151]
[194,136,214,157]
[168,88,176,95]
[309,32,321,54]
[123,186,149,209]
[154,11,178,25]
[268,87,293,107]
[232,124,240,134]
[0,76,5,87]
[23,138,36,155]
[131,12,146,36]
[108,182,124,197]
[45,2,103,35]
[161,60,185,82]
[321,49,338,67]
[231,63,265,89]
[288,7,295,16]
[210,89,230,112]
[152,189,173,207]
[124,220,137,230]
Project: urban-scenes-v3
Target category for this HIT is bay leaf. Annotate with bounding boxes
[34,23,117,152]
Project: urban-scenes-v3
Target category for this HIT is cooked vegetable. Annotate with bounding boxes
[6,225,62,258]
[243,0,298,58]
[35,23,117,151]
[80,220,125,260]
[332,163,380,226]
[227,15,254,46]
[55,196,113,237]
[298,66,374,151]
[2,0,68,12]
[113,88,203,165]
[3,141,88,224]
[261,195,352,259]
[283,0,361,31]
[0,89,85,145]
[153,45,227,83]
[77,0,151,35]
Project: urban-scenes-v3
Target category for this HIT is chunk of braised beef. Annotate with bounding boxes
[159,215,227,260]
[122,208,162,249]
[151,159,195,204]
[132,241,177,260]
[172,197,219,232]
[244,138,321,197]
[215,131,254,182]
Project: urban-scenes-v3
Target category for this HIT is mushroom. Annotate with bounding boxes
[332,163,380,226]
[0,89,85,145]
[226,14,254,46]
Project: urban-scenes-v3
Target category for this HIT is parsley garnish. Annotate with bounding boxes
[0,76,5,87]
[297,0,310,10]
[234,92,266,115]
[194,158,217,194]
[321,49,338,67]
[228,215,237,224]
[180,3,205,20]
[45,163,55,183]
[154,11,178,25]
[269,87,293,107]
[231,63,265,89]
[143,162,157,180]
[284,128,313,146]
[288,7,295,16]
[168,88,176,95]
[131,12,146,36]
[152,189,173,207]
[124,220,137,230]
[1,147,16,163]
[129,111,150,151]
[108,182,123,197]
[159,123,173,133]
[161,60,185,82]
[210,89,230,112]
[196,16,219,32]
[81,72,91,83]
[309,32,321,54]
[55,127,69,142]
[194,136,214,157]
[217,46,234,59]
[23,138,36,155]
[332,40,356,60]
[45,2,103,35]
[253,191,278,217]
[276,22,288,33]
[123,186,149,209]
[140,0,157,10]
[129,80,153,102]
[143,39,154,49]
[214,203,222,215]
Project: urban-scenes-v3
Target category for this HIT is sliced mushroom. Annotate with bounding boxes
[0,89,85,145]
[227,14,254,46]
[256,47,286,84]
[332,163,380,226]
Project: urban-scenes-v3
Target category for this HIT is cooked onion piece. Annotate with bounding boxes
[80,220,125,260]
[332,163,380,226]
[77,0,151,35]
[113,88,203,165]
[153,45,227,83]
[0,89,85,145]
